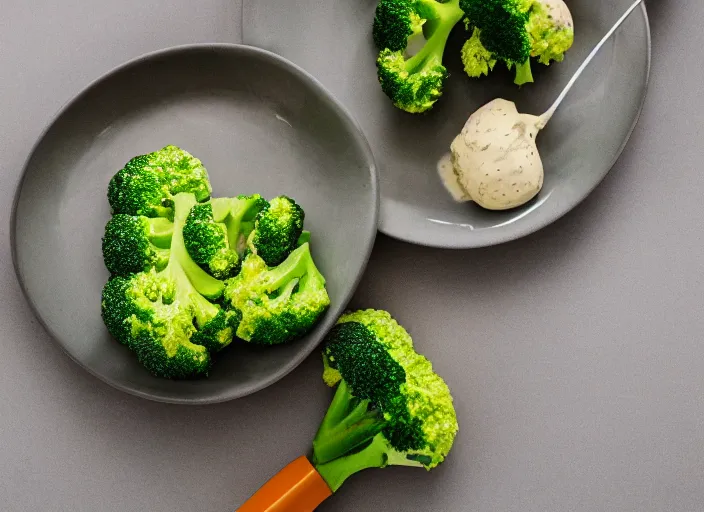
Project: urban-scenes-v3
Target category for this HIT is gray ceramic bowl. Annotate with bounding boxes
[243,0,651,248]
[11,44,378,404]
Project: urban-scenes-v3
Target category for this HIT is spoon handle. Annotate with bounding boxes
[537,0,644,129]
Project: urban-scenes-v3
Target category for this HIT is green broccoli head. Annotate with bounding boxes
[377,50,448,114]
[183,203,241,279]
[102,214,173,276]
[248,196,305,267]
[100,192,235,379]
[373,0,426,52]
[460,0,532,62]
[460,0,573,85]
[461,27,498,78]
[312,310,458,492]
[223,243,330,345]
[107,145,212,217]
[100,269,213,379]
[375,0,464,113]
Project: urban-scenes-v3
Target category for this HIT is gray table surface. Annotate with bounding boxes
[1,1,701,511]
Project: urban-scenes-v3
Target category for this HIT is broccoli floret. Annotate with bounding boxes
[247,196,305,267]
[101,193,238,378]
[182,194,269,279]
[222,243,330,345]
[461,0,533,61]
[183,203,241,279]
[102,214,173,276]
[311,310,458,492]
[375,0,464,113]
[107,145,212,217]
[460,0,573,85]
[459,0,532,84]
[525,0,574,65]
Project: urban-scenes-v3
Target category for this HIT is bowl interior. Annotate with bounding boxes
[243,0,650,247]
[12,44,378,403]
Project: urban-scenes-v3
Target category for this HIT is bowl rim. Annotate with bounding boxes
[10,42,379,404]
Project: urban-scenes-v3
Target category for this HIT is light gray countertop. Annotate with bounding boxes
[1,1,702,511]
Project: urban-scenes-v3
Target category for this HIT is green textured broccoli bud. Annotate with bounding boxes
[247,196,305,267]
[183,203,241,279]
[373,0,425,52]
[102,214,173,276]
[461,27,498,78]
[107,145,212,217]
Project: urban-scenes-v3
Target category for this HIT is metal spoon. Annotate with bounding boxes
[536,0,644,129]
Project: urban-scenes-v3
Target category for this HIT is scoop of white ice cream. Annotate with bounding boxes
[443,98,544,210]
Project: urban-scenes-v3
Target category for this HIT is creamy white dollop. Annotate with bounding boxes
[541,0,574,30]
[440,98,544,210]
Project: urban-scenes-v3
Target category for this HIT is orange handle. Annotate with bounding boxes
[238,456,332,512]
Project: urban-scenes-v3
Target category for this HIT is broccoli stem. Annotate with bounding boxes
[148,217,174,248]
[298,248,326,291]
[263,243,317,291]
[191,289,222,327]
[315,434,389,493]
[404,0,463,73]
[514,58,534,85]
[312,380,385,466]
[213,196,265,256]
[315,430,426,492]
[171,193,225,299]
[297,230,311,246]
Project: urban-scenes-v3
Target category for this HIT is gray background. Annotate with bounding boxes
[1,1,701,511]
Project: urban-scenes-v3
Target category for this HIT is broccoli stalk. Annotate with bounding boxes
[213,195,268,256]
[399,3,459,72]
[170,194,225,299]
[312,381,382,465]
[375,0,464,113]
[317,431,423,492]
[514,59,534,85]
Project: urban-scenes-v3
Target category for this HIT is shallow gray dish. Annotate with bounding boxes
[243,0,651,248]
[11,44,378,404]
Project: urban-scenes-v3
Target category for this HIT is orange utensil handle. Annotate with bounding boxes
[238,456,333,512]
